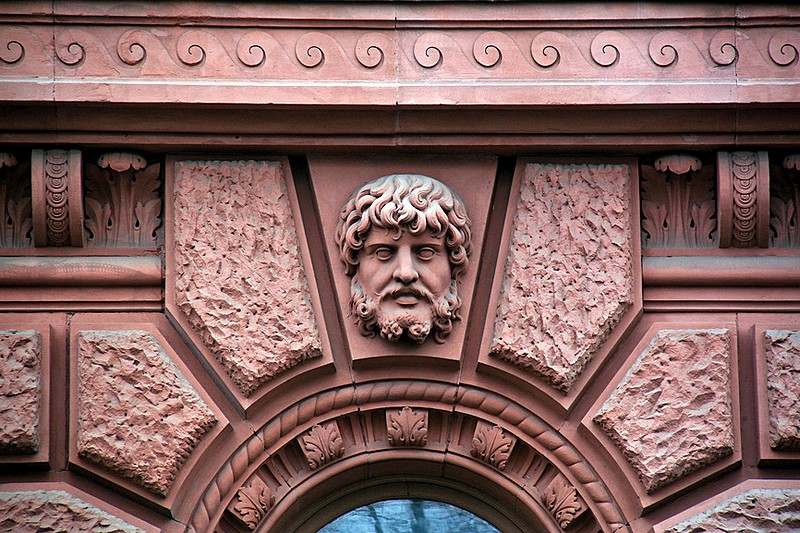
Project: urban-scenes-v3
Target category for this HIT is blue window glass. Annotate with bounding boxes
[318,498,502,533]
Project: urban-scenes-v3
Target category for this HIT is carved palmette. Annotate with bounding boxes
[298,421,344,470]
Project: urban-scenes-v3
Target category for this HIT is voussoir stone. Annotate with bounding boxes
[594,329,734,493]
[664,487,800,533]
[173,160,321,396]
[491,163,634,393]
[0,330,41,454]
[764,330,800,451]
[0,490,144,533]
[77,330,216,496]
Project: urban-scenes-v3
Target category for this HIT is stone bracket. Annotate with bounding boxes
[30,149,84,247]
[717,151,770,248]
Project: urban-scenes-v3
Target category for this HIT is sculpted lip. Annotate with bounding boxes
[388,287,426,306]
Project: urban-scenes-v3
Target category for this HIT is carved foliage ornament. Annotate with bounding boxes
[299,422,344,470]
[770,157,800,248]
[0,154,32,248]
[335,174,471,345]
[386,406,428,447]
[233,477,274,530]
[470,422,515,471]
[542,475,583,530]
[84,154,162,247]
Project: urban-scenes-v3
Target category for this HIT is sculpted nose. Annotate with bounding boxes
[393,249,419,284]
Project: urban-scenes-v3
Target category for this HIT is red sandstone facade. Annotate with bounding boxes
[1,2,799,531]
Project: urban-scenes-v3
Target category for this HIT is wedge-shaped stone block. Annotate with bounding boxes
[77,330,216,496]
[594,329,734,493]
[492,163,634,393]
[764,330,800,451]
[663,487,800,533]
[0,490,143,532]
[173,160,321,396]
[0,330,40,454]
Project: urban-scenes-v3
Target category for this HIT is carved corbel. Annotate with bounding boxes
[231,477,275,530]
[386,406,428,447]
[298,421,344,470]
[641,153,716,248]
[717,151,770,248]
[470,421,516,471]
[31,149,84,247]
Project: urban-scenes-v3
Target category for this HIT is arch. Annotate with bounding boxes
[188,380,628,532]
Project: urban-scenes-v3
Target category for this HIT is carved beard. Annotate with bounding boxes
[350,273,461,344]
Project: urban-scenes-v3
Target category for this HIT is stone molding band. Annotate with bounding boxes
[0,257,162,287]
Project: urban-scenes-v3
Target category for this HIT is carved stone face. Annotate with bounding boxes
[357,228,452,343]
[335,174,472,344]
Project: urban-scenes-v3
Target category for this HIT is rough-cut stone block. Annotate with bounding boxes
[664,488,800,533]
[491,163,634,393]
[594,329,734,493]
[173,160,321,396]
[764,330,800,451]
[0,490,144,532]
[0,330,40,454]
[77,330,216,496]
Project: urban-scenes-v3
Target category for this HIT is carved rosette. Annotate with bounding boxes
[641,156,716,248]
[717,151,770,248]
[541,474,584,530]
[470,421,516,471]
[84,153,162,247]
[232,477,274,530]
[31,149,83,247]
[299,421,344,470]
[386,407,428,447]
[0,154,32,248]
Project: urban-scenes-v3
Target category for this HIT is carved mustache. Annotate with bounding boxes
[380,284,434,303]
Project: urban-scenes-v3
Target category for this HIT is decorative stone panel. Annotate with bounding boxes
[0,330,40,454]
[491,163,634,393]
[76,330,216,496]
[594,329,734,493]
[0,154,32,248]
[0,490,144,533]
[764,330,800,451]
[172,160,321,397]
[662,487,800,533]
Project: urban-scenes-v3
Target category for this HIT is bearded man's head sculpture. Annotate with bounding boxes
[335,174,472,344]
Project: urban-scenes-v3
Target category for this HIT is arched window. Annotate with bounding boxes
[319,499,501,533]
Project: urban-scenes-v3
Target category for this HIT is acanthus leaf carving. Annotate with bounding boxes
[542,475,583,530]
[470,422,515,471]
[770,160,800,248]
[0,157,32,248]
[233,477,274,530]
[84,159,162,247]
[640,162,716,248]
[386,407,428,447]
[299,421,344,470]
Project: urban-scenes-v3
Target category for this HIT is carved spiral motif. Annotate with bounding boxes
[295,32,326,68]
[1,39,24,65]
[590,32,625,67]
[355,33,387,69]
[472,32,504,68]
[44,150,71,246]
[709,30,738,66]
[413,34,443,69]
[176,31,208,66]
[56,41,85,66]
[731,152,758,247]
[530,32,563,68]
[648,32,679,67]
[768,30,800,66]
[116,30,147,65]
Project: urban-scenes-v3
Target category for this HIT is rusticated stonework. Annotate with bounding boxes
[764,330,800,451]
[491,163,633,393]
[0,330,40,454]
[0,490,144,533]
[173,160,321,396]
[594,329,734,493]
[663,488,800,533]
[77,330,216,496]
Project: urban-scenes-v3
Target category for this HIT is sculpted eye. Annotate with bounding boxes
[374,247,394,260]
[416,247,436,260]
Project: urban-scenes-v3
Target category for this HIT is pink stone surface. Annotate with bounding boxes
[594,329,734,493]
[173,160,321,396]
[764,330,800,451]
[491,163,634,393]
[663,488,800,533]
[0,330,40,454]
[77,330,216,496]
[0,490,143,532]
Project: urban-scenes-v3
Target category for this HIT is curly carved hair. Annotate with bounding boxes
[335,174,472,280]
